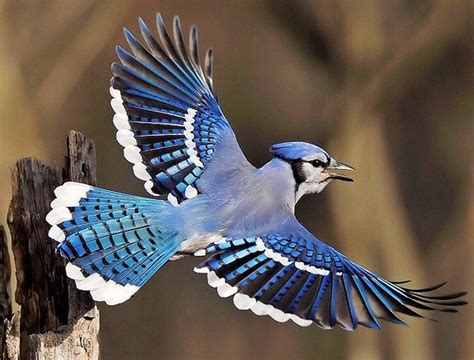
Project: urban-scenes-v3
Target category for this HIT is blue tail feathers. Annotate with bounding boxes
[46,182,179,305]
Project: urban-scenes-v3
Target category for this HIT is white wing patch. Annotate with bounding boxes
[183,108,204,168]
[195,237,334,276]
[110,89,204,204]
[167,193,179,207]
[110,87,158,196]
[295,261,330,276]
[193,266,312,327]
[191,236,346,327]
[255,238,293,266]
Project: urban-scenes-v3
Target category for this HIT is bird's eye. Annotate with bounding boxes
[310,159,323,167]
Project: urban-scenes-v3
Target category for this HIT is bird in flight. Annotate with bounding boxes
[46,13,465,330]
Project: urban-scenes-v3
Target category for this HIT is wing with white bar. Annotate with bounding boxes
[194,235,466,329]
[110,14,248,205]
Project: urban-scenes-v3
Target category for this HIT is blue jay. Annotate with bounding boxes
[46,14,465,330]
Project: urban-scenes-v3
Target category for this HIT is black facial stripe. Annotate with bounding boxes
[290,162,306,186]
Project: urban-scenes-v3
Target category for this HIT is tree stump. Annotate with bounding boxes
[3,131,100,359]
[0,226,12,359]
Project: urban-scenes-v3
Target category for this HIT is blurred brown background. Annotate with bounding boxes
[0,0,472,359]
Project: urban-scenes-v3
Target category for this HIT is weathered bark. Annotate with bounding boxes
[4,131,99,359]
[0,226,12,358]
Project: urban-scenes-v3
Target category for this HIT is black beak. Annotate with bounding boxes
[328,174,354,182]
[326,158,355,182]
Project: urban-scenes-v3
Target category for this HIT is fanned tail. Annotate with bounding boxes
[46,182,179,305]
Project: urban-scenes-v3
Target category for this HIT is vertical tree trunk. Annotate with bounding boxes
[4,131,99,359]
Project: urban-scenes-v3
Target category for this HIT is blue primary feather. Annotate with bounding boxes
[195,234,465,329]
[110,16,246,204]
[329,275,339,327]
[309,275,331,322]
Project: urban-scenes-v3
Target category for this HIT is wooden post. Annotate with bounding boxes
[4,131,100,359]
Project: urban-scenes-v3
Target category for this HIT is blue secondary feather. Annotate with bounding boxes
[194,234,464,329]
[110,16,241,204]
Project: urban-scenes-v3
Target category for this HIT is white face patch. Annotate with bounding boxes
[300,162,326,181]
[295,162,332,201]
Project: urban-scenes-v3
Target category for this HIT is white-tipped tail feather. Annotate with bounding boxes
[46,182,92,242]
[116,130,137,147]
[113,113,131,130]
[45,207,72,225]
[75,273,107,291]
[48,225,65,242]
[48,182,142,305]
[66,263,86,280]
[124,145,143,163]
[68,263,140,305]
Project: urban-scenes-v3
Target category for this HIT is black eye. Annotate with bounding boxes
[310,159,324,167]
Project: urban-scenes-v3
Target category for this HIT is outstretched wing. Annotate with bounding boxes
[194,235,466,329]
[110,14,249,205]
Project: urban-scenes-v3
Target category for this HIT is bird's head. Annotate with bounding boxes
[271,142,354,201]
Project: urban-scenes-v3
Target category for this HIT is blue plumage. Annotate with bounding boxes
[47,184,179,304]
[271,142,329,161]
[46,13,465,328]
[194,235,463,329]
[110,14,233,205]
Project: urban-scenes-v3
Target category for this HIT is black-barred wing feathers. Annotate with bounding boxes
[194,235,466,329]
[110,14,246,206]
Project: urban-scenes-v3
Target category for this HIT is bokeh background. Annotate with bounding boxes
[0,0,473,359]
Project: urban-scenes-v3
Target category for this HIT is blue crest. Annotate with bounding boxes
[270,142,329,161]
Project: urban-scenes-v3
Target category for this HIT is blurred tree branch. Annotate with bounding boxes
[33,0,132,120]
[461,141,474,359]
[359,0,471,114]
[267,0,343,83]
[331,1,471,359]
[324,0,472,128]
[0,1,469,358]
[9,0,95,65]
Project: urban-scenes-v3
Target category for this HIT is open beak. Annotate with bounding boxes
[326,158,355,182]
